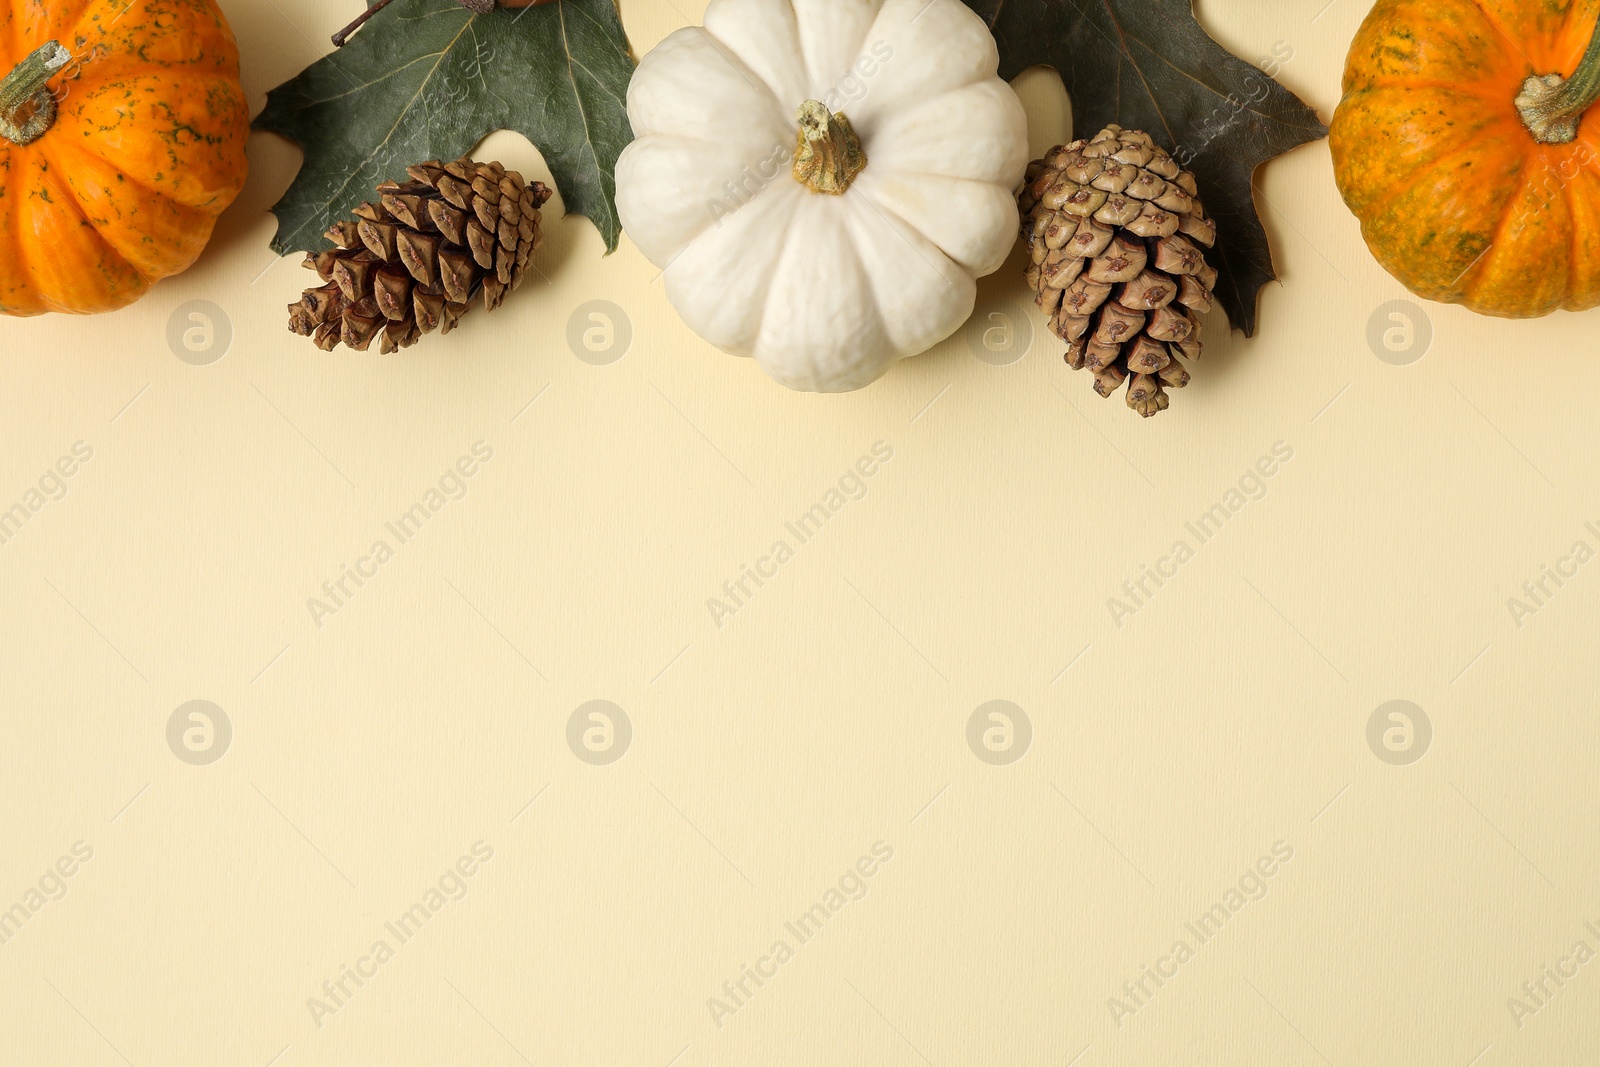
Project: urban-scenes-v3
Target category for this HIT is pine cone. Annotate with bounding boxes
[287,158,552,354]
[1020,126,1218,417]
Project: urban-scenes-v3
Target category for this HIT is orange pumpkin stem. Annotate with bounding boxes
[0,41,70,147]
[1516,17,1600,144]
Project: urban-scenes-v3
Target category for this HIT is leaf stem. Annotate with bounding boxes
[333,0,399,48]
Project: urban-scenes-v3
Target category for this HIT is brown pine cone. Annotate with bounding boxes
[1020,126,1218,417]
[287,157,552,354]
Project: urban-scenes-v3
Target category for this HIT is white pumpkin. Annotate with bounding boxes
[615,0,1030,393]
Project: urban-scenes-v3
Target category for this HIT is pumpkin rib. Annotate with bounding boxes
[704,0,810,105]
[625,28,791,151]
[751,184,807,351]
[1343,0,1524,94]
[857,80,1028,185]
[0,151,46,316]
[1459,157,1535,301]
[1359,128,1518,220]
[614,133,762,265]
[852,178,966,281]
[1328,82,1514,216]
[851,182,959,265]
[1561,172,1600,309]
[694,21,787,112]
[865,167,1014,191]
[29,0,100,42]
[26,155,150,312]
[1331,78,1506,95]
[1562,162,1587,308]
[65,50,240,93]
[1548,137,1600,310]
[849,189,975,367]
[1462,0,1540,71]
[853,0,999,107]
[48,139,215,281]
[60,0,236,60]
[763,196,893,390]
[27,152,133,276]
[57,71,250,211]
[789,0,882,99]
[1554,131,1600,219]
[1563,1,1600,60]
[50,135,206,214]
[1556,2,1600,70]
[1576,122,1600,178]
[664,178,802,356]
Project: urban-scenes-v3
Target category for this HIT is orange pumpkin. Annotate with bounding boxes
[1330,1,1600,317]
[0,0,250,316]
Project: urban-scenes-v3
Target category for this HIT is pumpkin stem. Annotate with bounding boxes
[792,101,866,195]
[1516,20,1600,144]
[0,41,70,147]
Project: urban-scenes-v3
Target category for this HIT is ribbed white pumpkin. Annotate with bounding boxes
[615,0,1029,392]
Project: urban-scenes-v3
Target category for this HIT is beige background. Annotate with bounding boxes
[2,0,1597,1063]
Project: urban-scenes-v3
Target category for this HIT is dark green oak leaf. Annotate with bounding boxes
[253,0,635,256]
[962,0,1326,335]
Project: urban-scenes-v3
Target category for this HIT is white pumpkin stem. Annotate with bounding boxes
[0,41,70,147]
[792,100,866,195]
[1517,17,1600,144]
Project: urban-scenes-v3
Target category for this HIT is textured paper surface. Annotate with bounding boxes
[2,1,1597,1064]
